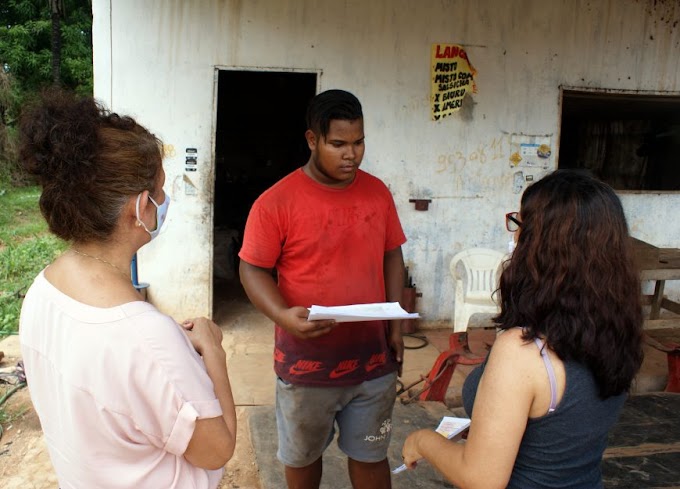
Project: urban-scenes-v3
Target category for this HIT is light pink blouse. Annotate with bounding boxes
[20,270,223,489]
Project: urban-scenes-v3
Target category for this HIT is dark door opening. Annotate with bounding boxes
[558,90,680,191]
[212,70,317,315]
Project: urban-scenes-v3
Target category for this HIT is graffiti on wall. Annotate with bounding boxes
[436,135,510,174]
[434,134,553,193]
[436,134,553,173]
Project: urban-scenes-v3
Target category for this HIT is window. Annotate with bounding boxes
[558,90,680,191]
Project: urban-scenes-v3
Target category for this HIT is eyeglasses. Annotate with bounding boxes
[505,212,522,232]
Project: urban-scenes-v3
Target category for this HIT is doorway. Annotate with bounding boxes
[212,69,318,316]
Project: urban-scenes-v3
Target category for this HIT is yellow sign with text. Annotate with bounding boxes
[431,44,477,120]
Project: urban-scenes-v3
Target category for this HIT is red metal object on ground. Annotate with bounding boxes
[667,351,680,393]
[417,332,487,402]
[643,330,680,393]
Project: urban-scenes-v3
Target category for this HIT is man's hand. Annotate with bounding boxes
[388,320,404,376]
[383,246,405,376]
[277,306,337,339]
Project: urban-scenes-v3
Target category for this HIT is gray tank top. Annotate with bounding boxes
[462,342,626,489]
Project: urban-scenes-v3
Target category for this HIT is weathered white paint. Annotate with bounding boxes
[92,0,680,325]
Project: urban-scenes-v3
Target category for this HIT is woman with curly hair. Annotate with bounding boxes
[402,170,643,489]
[18,89,236,488]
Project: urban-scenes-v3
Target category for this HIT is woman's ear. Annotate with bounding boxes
[128,190,150,227]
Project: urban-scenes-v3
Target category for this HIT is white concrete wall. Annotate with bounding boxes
[92,0,680,324]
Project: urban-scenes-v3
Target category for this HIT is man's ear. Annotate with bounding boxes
[305,129,318,151]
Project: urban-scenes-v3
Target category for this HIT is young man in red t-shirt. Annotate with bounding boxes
[239,89,406,489]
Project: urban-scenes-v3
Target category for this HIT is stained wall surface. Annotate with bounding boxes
[92,0,680,324]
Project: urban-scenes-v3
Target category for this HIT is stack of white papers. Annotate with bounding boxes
[392,416,471,474]
[307,302,420,323]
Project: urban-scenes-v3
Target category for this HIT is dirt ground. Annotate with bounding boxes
[0,291,448,489]
[0,295,668,488]
[0,305,267,489]
[0,281,506,488]
[0,385,262,489]
[0,388,59,489]
[0,287,271,488]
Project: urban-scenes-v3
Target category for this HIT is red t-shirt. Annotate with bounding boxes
[239,168,407,386]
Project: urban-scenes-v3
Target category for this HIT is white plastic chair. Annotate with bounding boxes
[450,248,505,332]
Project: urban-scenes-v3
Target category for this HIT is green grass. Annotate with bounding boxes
[0,186,67,336]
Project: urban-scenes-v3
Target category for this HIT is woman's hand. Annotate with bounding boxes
[181,316,236,469]
[181,317,224,356]
[402,430,427,469]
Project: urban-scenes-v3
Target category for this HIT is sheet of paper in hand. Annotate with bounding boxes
[307,302,420,323]
[433,416,471,438]
[392,416,471,474]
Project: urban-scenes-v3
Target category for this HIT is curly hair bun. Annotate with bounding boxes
[19,88,103,187]
[18,88,162,243]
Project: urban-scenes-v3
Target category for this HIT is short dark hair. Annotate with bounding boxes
[306,89,363,138]
[19,88,163,243]
[495,170,644,398]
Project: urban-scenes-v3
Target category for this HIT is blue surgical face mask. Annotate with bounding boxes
[508,238,517,254]
[136,193,170,240]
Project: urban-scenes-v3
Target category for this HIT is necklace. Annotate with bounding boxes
[70,248,130,279]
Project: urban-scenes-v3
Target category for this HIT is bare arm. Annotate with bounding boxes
[182,318,237,470]
[384,246,405,372]
[402,330,539,488]
[239,260,335,339]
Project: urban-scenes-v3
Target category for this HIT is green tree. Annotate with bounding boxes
[50,0,65,85]
[0,0,92,109]
[0,0,91,186]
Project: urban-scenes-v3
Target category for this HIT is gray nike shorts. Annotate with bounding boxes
[275,371,398,468]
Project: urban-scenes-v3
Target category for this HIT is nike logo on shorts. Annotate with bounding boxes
[329,359,360,379]
[289,360,325,376]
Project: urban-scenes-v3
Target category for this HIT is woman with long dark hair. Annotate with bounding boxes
[402,170,643,488]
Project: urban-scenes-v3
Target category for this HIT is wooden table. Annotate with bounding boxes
[632,239,680,392]
[602,393,680,487]
[632,238,680,330]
